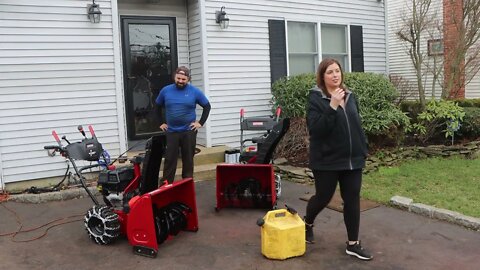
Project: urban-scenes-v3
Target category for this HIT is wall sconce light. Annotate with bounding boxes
[87,0,102,23]
[215,6,230,29]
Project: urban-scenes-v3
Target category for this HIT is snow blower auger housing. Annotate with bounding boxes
[44,126,198,258]
[215,108,290,211]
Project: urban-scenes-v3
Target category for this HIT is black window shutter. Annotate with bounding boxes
[268,20,287,84]
[350,25,364,72]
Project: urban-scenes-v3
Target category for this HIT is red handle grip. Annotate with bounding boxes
[88,125,96,138]
[52,130,60,143]
[275,107,281,121]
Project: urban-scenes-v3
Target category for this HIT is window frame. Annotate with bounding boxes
[320,23,351,72]
[285,21,319,76]
[285,20,352,75]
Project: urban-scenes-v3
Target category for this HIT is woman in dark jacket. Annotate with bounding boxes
[304,58,372,261]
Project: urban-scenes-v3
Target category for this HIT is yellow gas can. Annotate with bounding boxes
[260,209,305,260]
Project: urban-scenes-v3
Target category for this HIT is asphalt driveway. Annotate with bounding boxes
[1,180,479,270]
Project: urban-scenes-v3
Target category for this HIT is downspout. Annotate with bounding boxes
[198,0,212,147]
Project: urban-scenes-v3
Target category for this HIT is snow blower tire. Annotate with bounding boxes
[84,205,120,245]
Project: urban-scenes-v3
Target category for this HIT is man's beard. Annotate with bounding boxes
[175,83,187,89]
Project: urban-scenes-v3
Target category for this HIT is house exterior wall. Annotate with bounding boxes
[0,0,388,185]
[387,0,479,99]
[387,0,444,99]
[465,40,480,98]
[187,0,209,145]
[443,0,464,98]
[204,0,387,147]
[116,0,210,145]
[0,0,124,184]
[118,0,207,145]
[467,58,480,98]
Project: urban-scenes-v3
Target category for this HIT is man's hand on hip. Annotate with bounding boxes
[159,123,168,131]
[190,121,202,131]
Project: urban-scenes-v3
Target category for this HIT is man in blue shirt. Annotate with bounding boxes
[155,66,211,184]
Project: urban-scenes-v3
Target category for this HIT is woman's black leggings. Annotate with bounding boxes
[305,169,362,241]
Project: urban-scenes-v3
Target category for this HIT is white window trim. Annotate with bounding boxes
[317,24,322,73]
[285,20,353,75]
[284,21,290,76]
[285,20,319,76]
[347,24,352,73]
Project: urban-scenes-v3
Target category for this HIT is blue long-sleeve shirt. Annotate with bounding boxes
[155,83,209,132]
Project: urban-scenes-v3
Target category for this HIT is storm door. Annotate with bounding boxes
[121,17,177,140]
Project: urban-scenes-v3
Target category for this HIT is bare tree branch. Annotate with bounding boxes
[443,0,480,98]
[396,0,434,108]
[396,0,480,100]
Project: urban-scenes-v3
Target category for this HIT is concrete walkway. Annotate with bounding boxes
[1,180,479,270]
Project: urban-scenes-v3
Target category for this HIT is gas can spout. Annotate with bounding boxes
[285,204,297,215]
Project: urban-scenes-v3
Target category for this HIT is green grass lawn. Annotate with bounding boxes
[361,157,480,218]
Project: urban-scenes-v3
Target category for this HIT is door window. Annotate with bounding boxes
[121,17,177,139]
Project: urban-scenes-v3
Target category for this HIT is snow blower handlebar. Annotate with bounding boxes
[44,130,65,155]
[275,107,281,122]
[88,125,96,139]
[239,107,282,123]
[78,125,87,138]
[44,127,101,205]
[52,130,62,146]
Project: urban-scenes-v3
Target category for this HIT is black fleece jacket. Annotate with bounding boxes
[307,87,368,171]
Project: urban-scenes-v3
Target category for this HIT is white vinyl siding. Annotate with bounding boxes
[188,0,208,146]
[204,0,387,147]
[0,0,121,183]
[465,41,480,98]
[387,0,444,99]
[466,75,480,99]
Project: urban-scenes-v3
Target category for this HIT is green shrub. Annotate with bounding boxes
[270,74,315,163]
[343,72,411,137]
[271,73,315,117]
[412,100,465,143]
[457,107,480,139]
[399,100,424,119]
[452,98,480,108]
[271,72,411,139]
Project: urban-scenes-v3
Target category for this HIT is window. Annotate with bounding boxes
[428,39,444,56]
[321,24,349,71]
[280,21,360,80]
[287,22,318,76]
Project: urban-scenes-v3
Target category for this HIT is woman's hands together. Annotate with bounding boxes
[329,88,345,110]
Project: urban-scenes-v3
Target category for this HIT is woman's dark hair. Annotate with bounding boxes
[316,58,345,97]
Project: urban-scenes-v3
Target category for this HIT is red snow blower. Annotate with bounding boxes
[44,125,198,258]
[215,108,290,211]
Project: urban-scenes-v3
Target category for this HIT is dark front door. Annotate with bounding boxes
[121,16,177,140]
